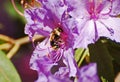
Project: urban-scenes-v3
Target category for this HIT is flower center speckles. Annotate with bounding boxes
[50,27,65,50]
[88,0,101,20]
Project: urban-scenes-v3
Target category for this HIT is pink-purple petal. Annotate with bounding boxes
[24,8,47,24]
[67,0,120,48]
[110,0,120,16]
[78,63,100,82]
[99,17,120,42]
[63,48,77,77]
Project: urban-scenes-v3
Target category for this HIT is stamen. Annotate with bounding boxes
[56,48,63,62]
[94,21,99,41]
[11,0,24,16]
[52,48,63,62]
[99,21,114,36]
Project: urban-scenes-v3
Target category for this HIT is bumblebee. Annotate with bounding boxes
[50,28,63,49]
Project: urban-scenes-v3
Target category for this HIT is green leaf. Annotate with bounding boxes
[75,48,89,67]
[107,40,120,65]
[88,39,114,82]
[0,51,21,82]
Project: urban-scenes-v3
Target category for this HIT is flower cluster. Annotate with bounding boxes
[24,0,120,82]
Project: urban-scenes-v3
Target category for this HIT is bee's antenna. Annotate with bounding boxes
[11,0,24,16]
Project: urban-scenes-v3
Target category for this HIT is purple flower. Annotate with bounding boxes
[30,53,72,82]
[24,0,101,82]
[30,51,100,82]
[78,63,100,82]
[24,0,77,79]
[65,0,120,48]
[30,56,56,82]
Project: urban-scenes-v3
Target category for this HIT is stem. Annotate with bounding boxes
[0,34,44,59]
[78,49,90,67]
[7,35,44,59]
[11,0,24,16]
[15,35,44,45]
[7,43,20,59]
[0,34,14,43]
[0,43,12,50]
